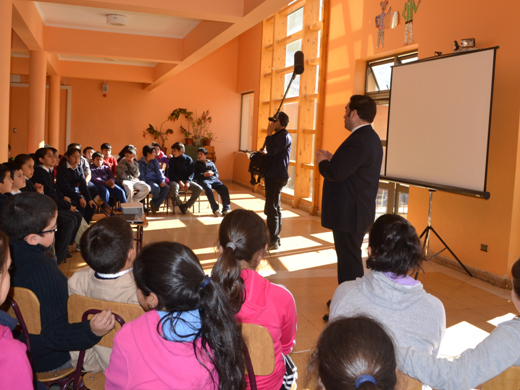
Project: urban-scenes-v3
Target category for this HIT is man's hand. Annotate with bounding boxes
[316,149,333,164]
[267,121,276,135]
[89,309,115,337]
[159,182,166,188]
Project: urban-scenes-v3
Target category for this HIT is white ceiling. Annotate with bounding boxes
[34,1,201,39]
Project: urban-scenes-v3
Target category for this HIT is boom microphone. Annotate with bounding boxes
[293,51,304,75]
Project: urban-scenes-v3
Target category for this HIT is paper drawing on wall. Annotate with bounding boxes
[402,0,421,45]
[375,0,392,48]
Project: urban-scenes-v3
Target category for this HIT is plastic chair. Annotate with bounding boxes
[67,294,144,390]
[242,323,296,390]
[4,287,76,390]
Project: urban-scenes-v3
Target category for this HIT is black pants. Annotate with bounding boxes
[264,178,288,244]
[55,210,80,263]
[333,230,365,285]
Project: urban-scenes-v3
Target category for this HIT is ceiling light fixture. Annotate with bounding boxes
[106,14,127,26]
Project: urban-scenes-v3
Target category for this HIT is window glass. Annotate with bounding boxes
[283,102,299,130]
[284,73,300,98]
[286,39,302,67]
[283,166,296,195]
[287,7,304,35]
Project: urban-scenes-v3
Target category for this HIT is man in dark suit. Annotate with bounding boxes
[316,95,383,285]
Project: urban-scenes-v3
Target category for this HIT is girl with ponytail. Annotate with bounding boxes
[211,209,297,390]
[306,316,397,390]
[330,214,446,360]
[105,241,245,390]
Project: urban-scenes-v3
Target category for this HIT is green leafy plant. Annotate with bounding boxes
[169,108,194,139]
[191,110,213,144]
[143,120,174,149]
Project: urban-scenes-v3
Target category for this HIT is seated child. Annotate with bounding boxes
[0,164,13,209]
[13,154,43,194]
[0,193,115,372]
[83,146,95,164]
[194,147,231,217]
[105,241,244,389]
[138,145,169,214]
[152,142,169,171]
[306,316,398,390]
[101,143,118,176]
[6,162,25,195]
[90,152,127,207]
[115,145,150,204]
[168,142,202,214]
[68,216,139,373]
[0,229,33,389]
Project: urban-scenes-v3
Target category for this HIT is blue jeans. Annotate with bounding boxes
[94,183,127,205]
[147,181,169,208]
[200,180,230,212]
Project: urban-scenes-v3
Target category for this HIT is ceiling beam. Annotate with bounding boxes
[47,52,60,75]
[12,0,44,50]
[18,0,246,23]
[44,26,183,63]
[59,60,154,83]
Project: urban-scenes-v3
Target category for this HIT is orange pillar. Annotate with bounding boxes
[48,75,61,148]
[0,0,12,161]
[28,50,47,152]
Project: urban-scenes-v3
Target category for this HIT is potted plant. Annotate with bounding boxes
[191,110,213,146]
[203,132,213,146]
[169,108,194,145]
[142,120,174,150]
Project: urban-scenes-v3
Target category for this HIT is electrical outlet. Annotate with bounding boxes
[480,244,488,252]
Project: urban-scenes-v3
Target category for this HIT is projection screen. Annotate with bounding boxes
[384,47,497,199]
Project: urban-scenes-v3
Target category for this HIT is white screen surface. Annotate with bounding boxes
[385,48,496,195]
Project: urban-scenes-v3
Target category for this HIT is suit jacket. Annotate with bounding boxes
[319,125,383,234]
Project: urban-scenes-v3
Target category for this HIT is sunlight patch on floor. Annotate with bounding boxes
[231,199,267,211]
[488,312,516,326]
[197,216,225,225]
[270,236,322,253]
[229,193,256,200]
[144,219,186,231]
[310,232,334,243]
[193,246,218,256]
[439,321,489,359]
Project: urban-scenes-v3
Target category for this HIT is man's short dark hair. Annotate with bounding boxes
[349,95,377,123]
[277,111,289,128]
[142,145,155,157]
[198,147,208,155]
[80,216,134,274]
[0,193,57,241]
[0,164,10,184]
[83,146,94,155]
[68,143,81,151]
[92,152,104,160]
[101,143,112,151]
[171,142,185,153]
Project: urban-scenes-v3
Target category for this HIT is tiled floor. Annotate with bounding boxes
[59,183,517,389]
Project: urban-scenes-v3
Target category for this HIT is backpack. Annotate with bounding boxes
[248,151,269,185]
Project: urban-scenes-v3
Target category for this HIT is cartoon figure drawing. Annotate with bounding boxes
[375,0,392,49]
[403,0,421,45]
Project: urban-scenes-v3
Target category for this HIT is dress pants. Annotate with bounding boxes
[169,181,203,209]
[200,181,230,212]
[264,177,288,243]
[332,230,365,285]
[56,210,78,263]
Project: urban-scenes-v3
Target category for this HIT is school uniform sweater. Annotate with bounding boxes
[9,239,101,372]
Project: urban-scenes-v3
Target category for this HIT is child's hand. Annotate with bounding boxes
[34,183,44,194]
[90,309,115,337]
[64,196,71,202]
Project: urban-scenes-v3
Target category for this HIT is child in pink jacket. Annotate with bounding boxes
[105,241,245,390]
[212,210,298,390]
[0,230,33,389]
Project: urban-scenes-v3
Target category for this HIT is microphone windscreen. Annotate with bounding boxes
[293,51,304,75]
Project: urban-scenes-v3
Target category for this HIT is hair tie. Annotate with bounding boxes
[355,375,377,388]
[199,275,211,290]
[226,242,236,251]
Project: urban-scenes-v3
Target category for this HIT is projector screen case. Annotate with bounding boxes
[383,47,498,199]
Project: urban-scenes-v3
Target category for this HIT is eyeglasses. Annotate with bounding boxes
[40,224,58,235]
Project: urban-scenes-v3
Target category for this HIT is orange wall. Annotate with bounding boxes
[322,0,520,277]
[9,39,243,179]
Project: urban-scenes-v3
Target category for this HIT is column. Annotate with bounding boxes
[0,0,12,161]
[28,50,47,152]
[48,75,60,148]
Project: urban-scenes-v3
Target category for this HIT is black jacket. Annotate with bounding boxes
[56,163,92,203]
[32,165,71,210]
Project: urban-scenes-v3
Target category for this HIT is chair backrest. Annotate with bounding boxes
[67,294,144,348]
[242,323,275,376]
[479,366,520,390]
[5,287,42,334]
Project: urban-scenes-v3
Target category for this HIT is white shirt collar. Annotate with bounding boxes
[350,123,371,134]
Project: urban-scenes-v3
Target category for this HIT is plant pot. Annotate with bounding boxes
[203,139,212,146]
[185,138,194,145]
